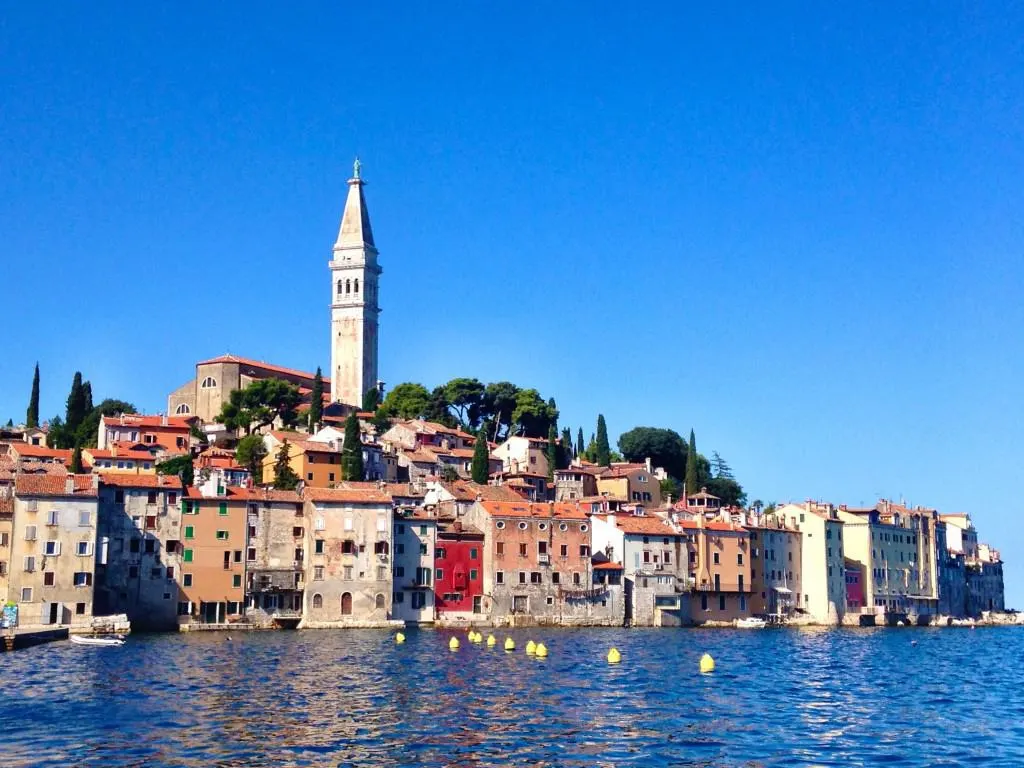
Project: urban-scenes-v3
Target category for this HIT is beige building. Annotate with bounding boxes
[491,435,552,478]
[245,489,305,623]
[746,515,802,618]
[682,517,752,623]
[596,464,662,508]
[775,502,846,624]
[553,465,599,502]
[0,491,12,604]
[302,483,395,627]
[10,474,99,629]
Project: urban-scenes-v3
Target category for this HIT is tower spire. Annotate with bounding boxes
[335,158,375,250]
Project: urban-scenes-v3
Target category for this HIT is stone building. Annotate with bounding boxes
[967,544,1005,615]
[596,464,662,509]
[244,489,305,624]
[491,435,553,479]
[9,474,99,628]
[590,511,687,627]
[746,515,803,618]
[261,433,343,487]
[329,159,381,407]
[775,502,847,625]
[553,465,599,502]
[94,474,183,631]
[434,519,486,620]
[391,505,437,624]
[97,413,194,453]
[302,483,395,627]
[0,491,12,604]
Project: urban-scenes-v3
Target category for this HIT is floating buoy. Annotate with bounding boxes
[526,640,537,655]
[504,637,515,651]
[911,640,918,647]
[699,653,715,673]
[473,632,483,643]
[449,637,460,651]
[607,647,621,664]
[395,632,405,644]
[487,634,497,647]
[535,642,548,658]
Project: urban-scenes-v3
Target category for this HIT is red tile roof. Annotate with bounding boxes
[304,482,392,504]
[99,474,182,489]
[600,514,682,536]
[593,561,624,571]
[100,414,194,430]
[6,443,73,462]
[15,474,97,498]
[441,481,526,502]
[197,354,331,384]
[477,500,588,520]
[0,496,13,516]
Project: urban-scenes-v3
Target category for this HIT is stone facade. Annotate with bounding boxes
[244,489,305,621]
[94,474,183,631]
[391,509,436,623]
[303,484,395,627]
[553,466,599,502]
[0,492,13,604]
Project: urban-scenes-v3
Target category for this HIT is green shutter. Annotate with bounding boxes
[183,549,193,563]
[232,575,241,588]
[219,503,228,516]
[184,526,194,539]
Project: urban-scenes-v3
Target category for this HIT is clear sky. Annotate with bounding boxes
[3,5,1022,602]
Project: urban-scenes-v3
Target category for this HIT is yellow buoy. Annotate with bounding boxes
[487,634,497,647]
[526,640,537,655]
[607,647,621,664]
[395,632,405,644]
[449,636,460,651]
[699,653,715,673]
[504,637,515,651]
[472,631,482,643]
[535,642,548,658]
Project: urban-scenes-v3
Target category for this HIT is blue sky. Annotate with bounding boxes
[3,5,1022,601]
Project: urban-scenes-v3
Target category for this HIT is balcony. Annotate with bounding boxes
[694,582,750,593]
[538,554,550,565]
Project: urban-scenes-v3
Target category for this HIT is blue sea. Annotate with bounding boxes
[2,627,1022,767]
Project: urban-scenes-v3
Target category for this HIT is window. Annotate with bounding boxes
[150,567,162,580]
[573,572,581,585]
[201,376,217,388]
[175,403,191,415]
[44,540,61,556]
[144,540,156,554]
[719,595,726,610]
[74,572,93,587]
[315,539,324,554]
[44,571,55,586]
[75,602,87,616]
[166,566,175,580]
[343,566,353,579]
[227,601,241,615]
[559,523,568,532]
[20,587,32,602]
[496,571,504,584]
[419,543,427,555]
[411,592,426,609]
[232,575,242,588]
[737,553,744,565]
[76,541,92,556]
[713,552,720,565]
[530,571,542,584]
[216,530,229,540]
[518,521,528,531]
[24,525,37,541]
[519,543,528,557]
[375,593,385,610]
[580,524,588,533]
[306,473,313,481]
[147,491,158,504]
[129,565,138,578]
[496,521,506,530]
[470,547,478,560]
[342,540,354,554]
[560,544,568,558]
[183,549,193,563]
[580,545,590,557]
[519,571,527,584]
[436,547,447,560]
[328,472,335,482]
[419,525,427,535]
[435,568,444,580]
[218,503,228,516]
[552,572,560,584]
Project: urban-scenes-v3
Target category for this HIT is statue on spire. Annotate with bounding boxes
[352,156,362,180]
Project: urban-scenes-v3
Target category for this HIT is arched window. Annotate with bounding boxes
[312,593,323,609]
[200,377,217,389]
[175,404,191,415]
[375,593,385,610]
[345,279,351,295]
[337,279,343,296]
[354,278,359,294]
[341,592,353,615]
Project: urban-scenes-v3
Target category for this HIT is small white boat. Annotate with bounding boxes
[736,617,767,629]
[71,634,125,647]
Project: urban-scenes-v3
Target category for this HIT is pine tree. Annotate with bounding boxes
[595,414,611,467]
[341,413,364,481]
[308,367,324,432]
[685,429,699,497]
[64,372,88,439]
[576,428,584,458]
[70,444,83,474]
[546,424,558,481]
[273,441,300,490]
[471,428,490,484]
[26,363,40,428]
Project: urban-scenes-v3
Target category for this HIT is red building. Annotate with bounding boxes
[845,559,864,611]
[434,520,485,616]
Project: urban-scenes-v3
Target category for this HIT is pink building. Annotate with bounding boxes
[845,560,864,611]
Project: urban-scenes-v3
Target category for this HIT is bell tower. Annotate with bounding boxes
[330,158,381,406]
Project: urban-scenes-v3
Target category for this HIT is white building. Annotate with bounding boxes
[391,508,436,624]
[776,502,846,624]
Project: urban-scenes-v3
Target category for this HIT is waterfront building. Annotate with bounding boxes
[489,470,548,501]
[596,463,662,509]
[465,500,609,625]
[97,413,193,453]
[434,519,485,620]
[845,559,865,611]
[10,474,99,628]
[935,519,966,616]
[178,484,249,625]
[392,506,437,623]
[94,473,183,630]
[83,446,157,474]
[329,160,381,407]
[244,489,305,623]
[746,514,802,619]
[553,464,599,502]
[589,511,685,627]
[683,516,752,623]
[302,483,394,627]
[0,491,12,603]
[775,503,847,624]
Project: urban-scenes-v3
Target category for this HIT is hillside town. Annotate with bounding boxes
[0,162,1006,635]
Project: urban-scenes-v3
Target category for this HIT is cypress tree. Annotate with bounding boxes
[65,372,88,439]
[595,414,611,467]
[70,444,83,474]
[685,428,699,497]
[308,367,324,432]
[471,428,490,484]
[273,441,300,490]
[362,386,380,412]
[576,428,584,458]
[82,381,93,414]
[560,427,572,467]
[26,363,40,428]
[341,413,364,481]
[546,424,558,481]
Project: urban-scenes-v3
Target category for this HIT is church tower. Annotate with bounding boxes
[330,158,381,406]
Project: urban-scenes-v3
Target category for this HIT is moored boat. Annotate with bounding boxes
[70,635,125,647]
[736,617,767,629]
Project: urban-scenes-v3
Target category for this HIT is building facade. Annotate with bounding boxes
[684,517,752,623]
[392,508,437,624]
[747,516,802,619]
[434,520,486,620]
[244,489,305,622]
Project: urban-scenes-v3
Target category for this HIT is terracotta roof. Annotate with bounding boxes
[196,354,330,383]
[388,483,427,499]
[477,500,588,520]
[677,519,746,533]
[6,443,73,462]
[442,481,525,502]
[437,522,484,537]
[304,482,392,504]
[601,465,649,478]
[601,514,682,536]
[403,448,440,464]
[593,561,624,571]
[99,474,182,489]
[100,414,193,430]
[579,495,628,504]
[493,470,548,479]
[15,474,97,498]
[0,496,13,516]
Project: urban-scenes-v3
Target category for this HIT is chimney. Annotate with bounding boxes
[645,457,652,473]
[92,474,100,490]
[161,414,168,426]
[453,520,463,533]
[65,477,75,495]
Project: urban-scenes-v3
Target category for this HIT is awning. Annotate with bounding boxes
[773,586,793,594]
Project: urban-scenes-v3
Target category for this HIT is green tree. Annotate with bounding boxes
[595,415,611,467]
[341,413,364,481]
[764,502,777,516]
[560,427,572,469]
[235,434,268,483]
[685,429,700,496]
[273,441,300,490]
[70,444,83,474]
[82,382,93,415]
[75,398,137,449]
[362,385,380,412]
[157,455,194,486]
[751,499,764,513]
[440,465,460,483]
[64,372,89,443]
[471,429,490,484]
[46,416,65,449]
[576,428,584,458]
[617,427,688,480]
[660,476,683,503]
[424,386,457,427]
[705,477,747,508]
[217,378,302,434]
[511,389,558,438]
[546,425,558,481]
[442,378,485,428]
[308,367,324,432]
[378,382,432,420]
[711,451,734,479]
[26,363,40,428]
[481,381,520,441]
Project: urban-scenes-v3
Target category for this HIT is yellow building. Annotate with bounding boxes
[261,433,343,487]
[775,502,846,625]
[596,465,662,508]
[83,446,158,474]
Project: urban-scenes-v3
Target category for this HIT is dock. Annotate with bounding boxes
[1,626,69,652]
